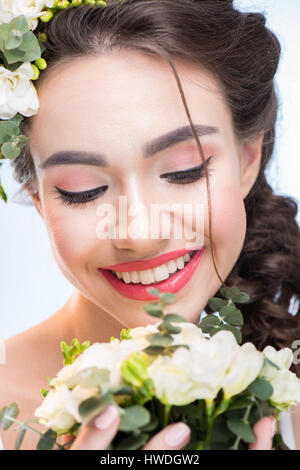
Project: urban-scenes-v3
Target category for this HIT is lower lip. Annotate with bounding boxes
[98,247,205,301]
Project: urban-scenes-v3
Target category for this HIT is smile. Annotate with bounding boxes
[98,247,205,301]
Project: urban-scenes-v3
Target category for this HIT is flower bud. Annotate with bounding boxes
[84,0,96,5]
[38,33,47,43]
[57,0,71,8]
[95,0,107,5]
[34,58,47,70]
[40,10,54,22]
[31,64,40,80]
[71,0,83,5]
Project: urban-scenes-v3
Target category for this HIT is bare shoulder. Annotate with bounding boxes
[0,325,66,450]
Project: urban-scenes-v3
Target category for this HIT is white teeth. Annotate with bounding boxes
[176,256,185,270]
[153,264,170,282]
[167,259,177,273]
[130,271,140,283]
[112,250,197,285]
[183,253,191,262]
[120,272,131,284]
[139,269,155,285]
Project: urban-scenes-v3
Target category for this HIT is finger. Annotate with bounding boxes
[141,422,191,450]
[70,404,121,450]
[248,416,276,450]
[60,433,75,449]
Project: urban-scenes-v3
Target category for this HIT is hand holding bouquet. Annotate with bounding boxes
[1,286,300,450]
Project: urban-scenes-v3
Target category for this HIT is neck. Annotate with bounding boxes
[52,289,125,346]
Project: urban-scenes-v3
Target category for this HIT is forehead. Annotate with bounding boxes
[29,50,232,157]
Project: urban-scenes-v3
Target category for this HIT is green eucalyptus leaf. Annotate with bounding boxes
[115,432,149,450]
[79,394,113,422]
[119,405,150,432]
[228,396,255,410]
[247,377,273,400]
[146,287,163,297]
[207,297,227,312]
[210,324,242,344]
[220,307,244,326]
[163,322,181,334]
[160,292,177,304]
[146,333,173,347]
[1,141,21,159]
[164,313,187,323]
[143,345,165,355]
[143,302,163,318]
[109,385,133,396]
[226,419,256,443]
[0,119,20,142]
[9,15,29,35]
[168,344,190,353]
[199,315,220,328]
[36,429,57,450]
[139,414,159,432]
[15,426,27,450]
[219,286,250,304]
[0,403,19,430]
[5,31,22,51]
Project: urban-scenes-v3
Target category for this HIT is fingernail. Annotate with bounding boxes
[94,404,118,430]
[269,416,276,436]
[164,422,190,447]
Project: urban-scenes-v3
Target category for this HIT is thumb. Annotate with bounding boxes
[70,404,121,450]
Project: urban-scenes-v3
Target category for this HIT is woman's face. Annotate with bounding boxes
[28,50,263,328]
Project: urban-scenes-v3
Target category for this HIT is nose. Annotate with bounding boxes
[109,175,172,257]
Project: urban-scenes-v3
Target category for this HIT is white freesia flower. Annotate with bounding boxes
[34,384,96,434]
[147,346,216,406]
[50,339,142,393]
[221,342,264,399]
[0,63,39,119]
[147,330,239,406]
[260,345,300,406]
[0,0,54,31]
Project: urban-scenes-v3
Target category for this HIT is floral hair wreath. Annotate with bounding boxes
[0,0,111,203]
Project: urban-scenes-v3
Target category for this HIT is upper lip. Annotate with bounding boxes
[100,247,204,272]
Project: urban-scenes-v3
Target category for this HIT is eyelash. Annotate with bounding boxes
[160,155,214,185]
[54,155,214,208]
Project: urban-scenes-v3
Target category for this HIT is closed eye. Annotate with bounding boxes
[160,155,214,184]
[53,185,108,208]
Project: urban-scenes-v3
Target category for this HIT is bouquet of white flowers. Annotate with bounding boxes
[1,286,300,450]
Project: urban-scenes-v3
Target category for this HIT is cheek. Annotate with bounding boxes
[208,177,247,271]
[43,205,99,270]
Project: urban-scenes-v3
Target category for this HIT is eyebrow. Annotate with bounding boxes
[39,124,219,169]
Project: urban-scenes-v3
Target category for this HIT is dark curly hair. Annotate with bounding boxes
[11,0,300,386]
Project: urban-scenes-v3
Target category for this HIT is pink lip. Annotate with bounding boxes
[101,246,203,272]
[98,246,205,301]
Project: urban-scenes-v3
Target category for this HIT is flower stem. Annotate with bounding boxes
[4,416,43,436]
[164,404,172,427]
[231,402,253,450]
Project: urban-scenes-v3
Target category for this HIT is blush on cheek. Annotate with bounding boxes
[203,180,247,277]
[44,208,95,271]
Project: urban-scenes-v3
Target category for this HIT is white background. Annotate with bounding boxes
[0,0,299,340]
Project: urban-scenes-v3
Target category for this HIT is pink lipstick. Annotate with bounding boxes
[98,246,205,301]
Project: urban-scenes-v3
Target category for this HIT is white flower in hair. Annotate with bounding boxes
[0,62,39,120]
[0,0,54,31]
